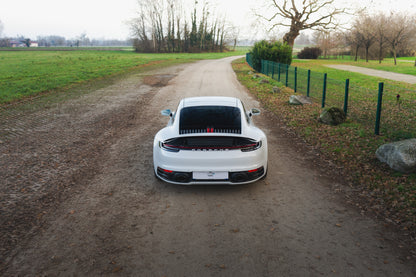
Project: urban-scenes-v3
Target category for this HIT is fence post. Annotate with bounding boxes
[307,70,311,97]
[285,64,289,87]
[278,63,281,82]
[266,61,269,76]
[322,73,327,108]
[294,67,298,93]
[343,79,350,116]
[375,82,384,135]
[272,62,275,79]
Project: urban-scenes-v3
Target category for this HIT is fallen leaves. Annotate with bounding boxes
[233,60,416,236]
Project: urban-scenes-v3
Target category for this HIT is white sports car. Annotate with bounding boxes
[153,96,268,185]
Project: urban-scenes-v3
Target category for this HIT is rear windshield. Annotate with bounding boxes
[179,106,241,133]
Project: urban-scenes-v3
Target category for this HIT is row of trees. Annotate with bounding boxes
[130,0,237,53]
[254,0,415,64]
[348,12,416,64]
[312,12,416,64]
[0,20,129,48]
[0,34,130,48]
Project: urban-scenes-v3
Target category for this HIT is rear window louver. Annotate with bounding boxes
[179,106,242,135]
[179,128,241,135]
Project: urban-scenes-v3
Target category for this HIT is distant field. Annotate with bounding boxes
[0,49,246,104]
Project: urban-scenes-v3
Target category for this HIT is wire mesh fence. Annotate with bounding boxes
[246,53,416,139]
[381,84,416,140]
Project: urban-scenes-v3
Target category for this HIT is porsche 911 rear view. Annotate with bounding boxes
[153,96,268,185]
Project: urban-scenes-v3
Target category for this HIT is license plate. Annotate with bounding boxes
[193,171,228,180]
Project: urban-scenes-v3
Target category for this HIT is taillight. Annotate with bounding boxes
[159,141,180,152]
[240,141,262,152]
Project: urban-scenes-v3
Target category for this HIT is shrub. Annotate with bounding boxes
[249,40,292,71]
[297,47,322,59]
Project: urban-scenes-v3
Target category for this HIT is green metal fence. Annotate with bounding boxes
[246,53,416,138]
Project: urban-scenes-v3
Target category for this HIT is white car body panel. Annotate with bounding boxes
[153,96,268,185]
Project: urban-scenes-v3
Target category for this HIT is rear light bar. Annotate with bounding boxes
[159,137,262,152]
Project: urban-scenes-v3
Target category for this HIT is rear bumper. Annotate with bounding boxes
[155,166,266,185]
[153,143,268,185]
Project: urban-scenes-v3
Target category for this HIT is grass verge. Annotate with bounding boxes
[233,58,416,234]
[0,49,245,104]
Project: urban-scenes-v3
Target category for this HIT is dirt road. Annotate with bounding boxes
[1,57,415,276]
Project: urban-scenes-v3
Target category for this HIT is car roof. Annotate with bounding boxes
[182,96,239,108]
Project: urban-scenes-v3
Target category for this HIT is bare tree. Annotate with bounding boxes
[130,0,235,53]
[385,13,416,65]
[313,29,332,58]
[346,26,364,61]
[257,0,346,48]
[355,14,376,62]
[373,13,389,63]
[130,4,152,52]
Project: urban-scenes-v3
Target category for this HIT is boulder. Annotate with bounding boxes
[289,95,312,105]
[272,86,281,93]
[376,139,416,173]
[319,107,346,126]
[259,78,270,84]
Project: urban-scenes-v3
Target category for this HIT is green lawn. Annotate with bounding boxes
[291,58,416,90]
[263,58,416,141]
[0,49,246,104]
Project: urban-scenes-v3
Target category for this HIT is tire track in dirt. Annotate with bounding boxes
[0,70,179,271]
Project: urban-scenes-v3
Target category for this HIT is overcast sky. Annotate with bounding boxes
[0,0,414,40]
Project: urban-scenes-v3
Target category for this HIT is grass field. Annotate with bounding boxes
[0,49,246,104]
[290,58,416,140]
[234,57,416,232]
[292,58,416,89]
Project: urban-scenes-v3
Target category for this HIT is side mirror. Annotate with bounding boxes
[161,109,172,117]
[249,108,261,117]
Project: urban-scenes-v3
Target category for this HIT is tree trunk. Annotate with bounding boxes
[392,47,397,65]
[283,24,299,48]
[378,41,383,64]
[354,44,360,61]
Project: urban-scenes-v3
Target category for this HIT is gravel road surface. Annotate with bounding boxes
[1,57,415,276]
